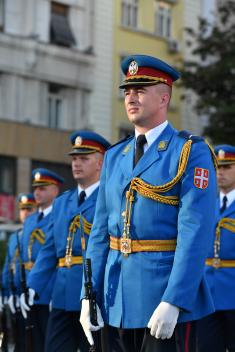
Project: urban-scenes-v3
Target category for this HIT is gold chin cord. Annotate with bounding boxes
[121,139,193,257]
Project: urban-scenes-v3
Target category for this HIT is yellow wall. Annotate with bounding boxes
[112,0,184,141]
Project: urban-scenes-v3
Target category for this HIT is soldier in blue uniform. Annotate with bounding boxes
[1,193,37,352]
[80,55,217,352]
[193,145,235,352]
[20,131,110,352]
[19,168,64,352]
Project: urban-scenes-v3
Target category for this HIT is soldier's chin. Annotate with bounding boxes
[74,175,84,183]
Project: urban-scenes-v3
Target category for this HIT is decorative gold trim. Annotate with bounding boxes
[126,75,167,83]
[110,236,176,252]
[57,255,83,268]
[24,261,35,270]
[72,144,102,153]
[206,258,235,268]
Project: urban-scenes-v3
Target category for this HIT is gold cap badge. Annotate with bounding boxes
[218,149,225,158]
[34,172,41,181]
[75,136,82,146]
[128,61,138,76]
[21,195,28,204]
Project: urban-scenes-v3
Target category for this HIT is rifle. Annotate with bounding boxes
[9,266,18,346]
[17,233,34,352]
[0,279,8,352]
[84,258,102,352]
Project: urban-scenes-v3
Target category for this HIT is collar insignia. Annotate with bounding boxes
[122,144,131,154]
[157,141,168,151]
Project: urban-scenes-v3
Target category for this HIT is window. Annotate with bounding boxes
[0,0,4,31]
[80,90,90,121]
[155,2,172,38]
[50,2,76,47]
[47,84,63,129]
[0,156,16,195]
[121,0,138,28]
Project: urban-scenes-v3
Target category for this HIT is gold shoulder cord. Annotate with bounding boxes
[121,140,193,256]
[212,218,235,268]
[205,139,218,171]
[28,229,45,262]
[11,247,19,275]
[65,215,92,267]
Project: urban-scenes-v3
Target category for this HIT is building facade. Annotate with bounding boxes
[112,0,184,141]
[111,0,209,140]
[0,0,113,221]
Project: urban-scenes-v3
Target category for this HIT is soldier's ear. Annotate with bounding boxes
[160,92,170,107]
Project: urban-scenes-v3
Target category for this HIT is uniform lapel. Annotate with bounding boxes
[67,189,80,220]
[119,137,135,183]
[133,124,175,177]
[222,199,235,218]
[79,187,99,214]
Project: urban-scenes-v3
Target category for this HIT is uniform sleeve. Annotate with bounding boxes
[84,153,110,305]
[27,213,57,296]
[161,141,217,312]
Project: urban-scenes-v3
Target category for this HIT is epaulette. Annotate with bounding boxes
[108,134,134,150]
[178,130,204,143]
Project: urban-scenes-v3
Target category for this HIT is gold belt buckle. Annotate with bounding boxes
[212,257,221,269]
[65,254,72,268]
[120,237,132,257]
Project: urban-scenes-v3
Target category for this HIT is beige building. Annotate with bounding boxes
[0,0,113,221]
[111,0,206,141]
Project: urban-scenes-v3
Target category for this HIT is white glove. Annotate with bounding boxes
[8,294,20,314]
[147,301,179,339]
[20,288,35,319]
[80,299,104,346]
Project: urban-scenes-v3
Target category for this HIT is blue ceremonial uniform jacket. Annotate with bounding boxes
[205,197,235,310]
[28,187,98,311]
[21,211,55,305]
[2,230,22,297]
[85,123,217,329]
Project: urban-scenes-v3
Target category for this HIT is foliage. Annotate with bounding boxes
[181,1,235,144]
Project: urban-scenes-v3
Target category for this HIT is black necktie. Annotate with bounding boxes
[220,195,228,213]
[134,134,147,166]
[78,190,86,206]
[37,212,44,222]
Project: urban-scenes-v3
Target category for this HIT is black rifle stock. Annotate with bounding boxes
[84,258,101,352]
[9,266,18,346]
[17,229,34,352]
[20,262,34,352]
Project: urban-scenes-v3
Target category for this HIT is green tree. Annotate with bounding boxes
[181,1,235,144]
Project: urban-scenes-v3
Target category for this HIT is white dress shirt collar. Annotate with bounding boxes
[135,120,168,151]
[78,181,100,200]
[38,204,53,217]
[220,189,235,209]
